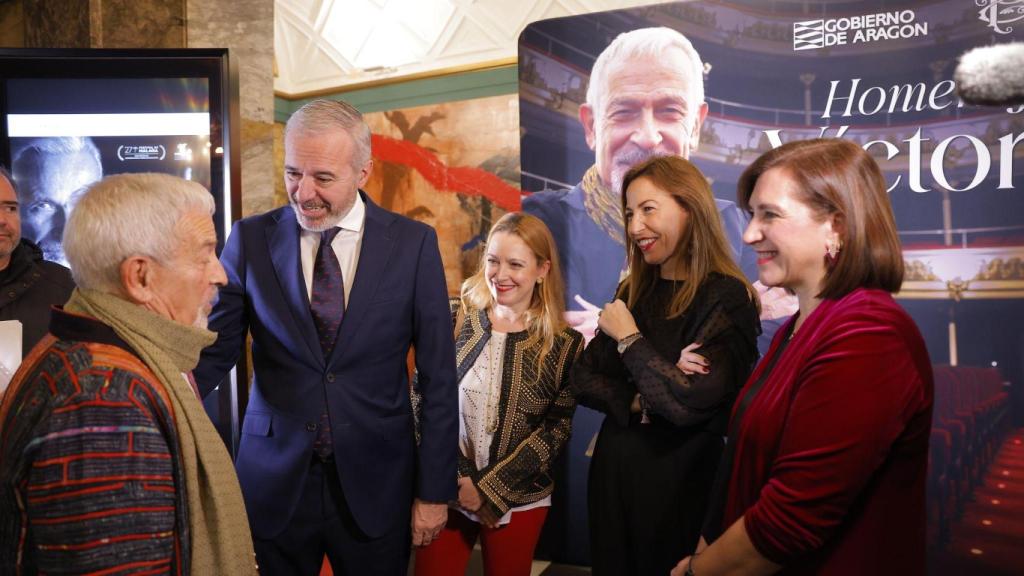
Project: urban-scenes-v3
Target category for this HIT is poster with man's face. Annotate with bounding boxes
[11,137,102,264]
[519,1,1024,569]
[6,78,214,266]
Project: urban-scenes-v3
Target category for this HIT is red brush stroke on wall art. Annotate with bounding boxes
[371,134,521,211]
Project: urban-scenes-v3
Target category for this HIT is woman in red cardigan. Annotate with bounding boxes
[673,138,933,576]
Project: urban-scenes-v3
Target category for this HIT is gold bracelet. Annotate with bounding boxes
[616,332,643,355]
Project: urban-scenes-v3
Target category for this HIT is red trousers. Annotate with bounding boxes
[413,506,549,576]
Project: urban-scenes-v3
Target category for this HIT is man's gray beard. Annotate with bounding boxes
[610,148,664,196]
[194,297,217,329]
[290,199,345,232]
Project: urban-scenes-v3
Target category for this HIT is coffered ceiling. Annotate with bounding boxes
[274,0,665,96]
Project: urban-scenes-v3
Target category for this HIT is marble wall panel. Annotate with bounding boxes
[0,0,25,47]
[94,0,185,48]
[188,0,274,217]
[23,0,88,47]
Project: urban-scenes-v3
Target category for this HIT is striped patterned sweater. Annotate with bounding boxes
[0,308,189,575]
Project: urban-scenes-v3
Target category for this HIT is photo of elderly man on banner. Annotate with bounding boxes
[518,1,1024,572]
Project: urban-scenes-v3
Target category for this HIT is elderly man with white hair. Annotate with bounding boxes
[0,173,256,575]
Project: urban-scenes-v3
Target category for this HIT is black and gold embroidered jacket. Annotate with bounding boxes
[453,299,584,516]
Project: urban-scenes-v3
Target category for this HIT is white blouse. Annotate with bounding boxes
[456,331,550,525]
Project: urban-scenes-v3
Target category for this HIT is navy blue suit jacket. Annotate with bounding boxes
[195,192,458,540]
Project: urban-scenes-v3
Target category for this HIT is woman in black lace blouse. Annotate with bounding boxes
[572,155,760,575]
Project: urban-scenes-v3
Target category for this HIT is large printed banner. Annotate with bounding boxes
[519,0,1023,570]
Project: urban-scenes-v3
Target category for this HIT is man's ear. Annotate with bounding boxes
[579,103,597,151]
[357,158,373,188]
[119,256,154,305]
[690,101,709,152]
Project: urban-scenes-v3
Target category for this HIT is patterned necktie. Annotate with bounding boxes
[310,227,343,460]
[310,227,345,356]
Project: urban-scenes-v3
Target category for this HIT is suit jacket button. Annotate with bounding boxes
[306,422,317,431]
[326,373,335,383]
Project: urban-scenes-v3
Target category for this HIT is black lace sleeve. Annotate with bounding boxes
[622,279,759,427]
[570,330,636,427]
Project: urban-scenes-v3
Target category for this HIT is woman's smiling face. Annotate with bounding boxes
[743,167,837,299]
[625,175,691,276]
[485,231,549,313]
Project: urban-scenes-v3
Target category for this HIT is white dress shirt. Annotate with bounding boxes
[300,193,365,307]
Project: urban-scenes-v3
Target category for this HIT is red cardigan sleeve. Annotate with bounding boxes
[743,308,929,563]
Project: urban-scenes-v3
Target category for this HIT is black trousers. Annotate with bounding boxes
[254,457,411,576]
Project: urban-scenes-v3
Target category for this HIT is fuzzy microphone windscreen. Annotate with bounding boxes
[954,42,1024,107]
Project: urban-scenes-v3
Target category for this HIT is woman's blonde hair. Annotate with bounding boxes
[618,155,758,318]
[461,212,567,362]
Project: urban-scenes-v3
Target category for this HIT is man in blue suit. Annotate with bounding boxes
[195,99,457,575]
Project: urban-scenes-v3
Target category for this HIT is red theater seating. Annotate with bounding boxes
[931,365,970,509]
[927,364,1011,549]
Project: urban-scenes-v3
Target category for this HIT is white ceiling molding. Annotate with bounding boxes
[274,0,669,97]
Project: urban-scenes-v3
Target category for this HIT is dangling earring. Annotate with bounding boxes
[825,237,842,266]
[537,277,544,285]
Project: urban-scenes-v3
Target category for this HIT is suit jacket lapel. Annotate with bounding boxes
[332,193,395,365]
[267,209,323,364]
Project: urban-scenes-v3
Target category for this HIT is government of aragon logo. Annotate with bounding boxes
[977,0,1024,34]
[793,19,825,50]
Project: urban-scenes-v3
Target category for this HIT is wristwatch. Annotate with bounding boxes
[616,331,643,355]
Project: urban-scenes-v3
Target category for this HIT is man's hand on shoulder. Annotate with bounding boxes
[411,498,447,547]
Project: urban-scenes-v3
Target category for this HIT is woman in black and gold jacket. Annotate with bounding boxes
[415,212,583,576]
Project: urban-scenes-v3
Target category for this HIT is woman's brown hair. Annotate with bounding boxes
[618,155,758,318]
[737,138,904,299]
